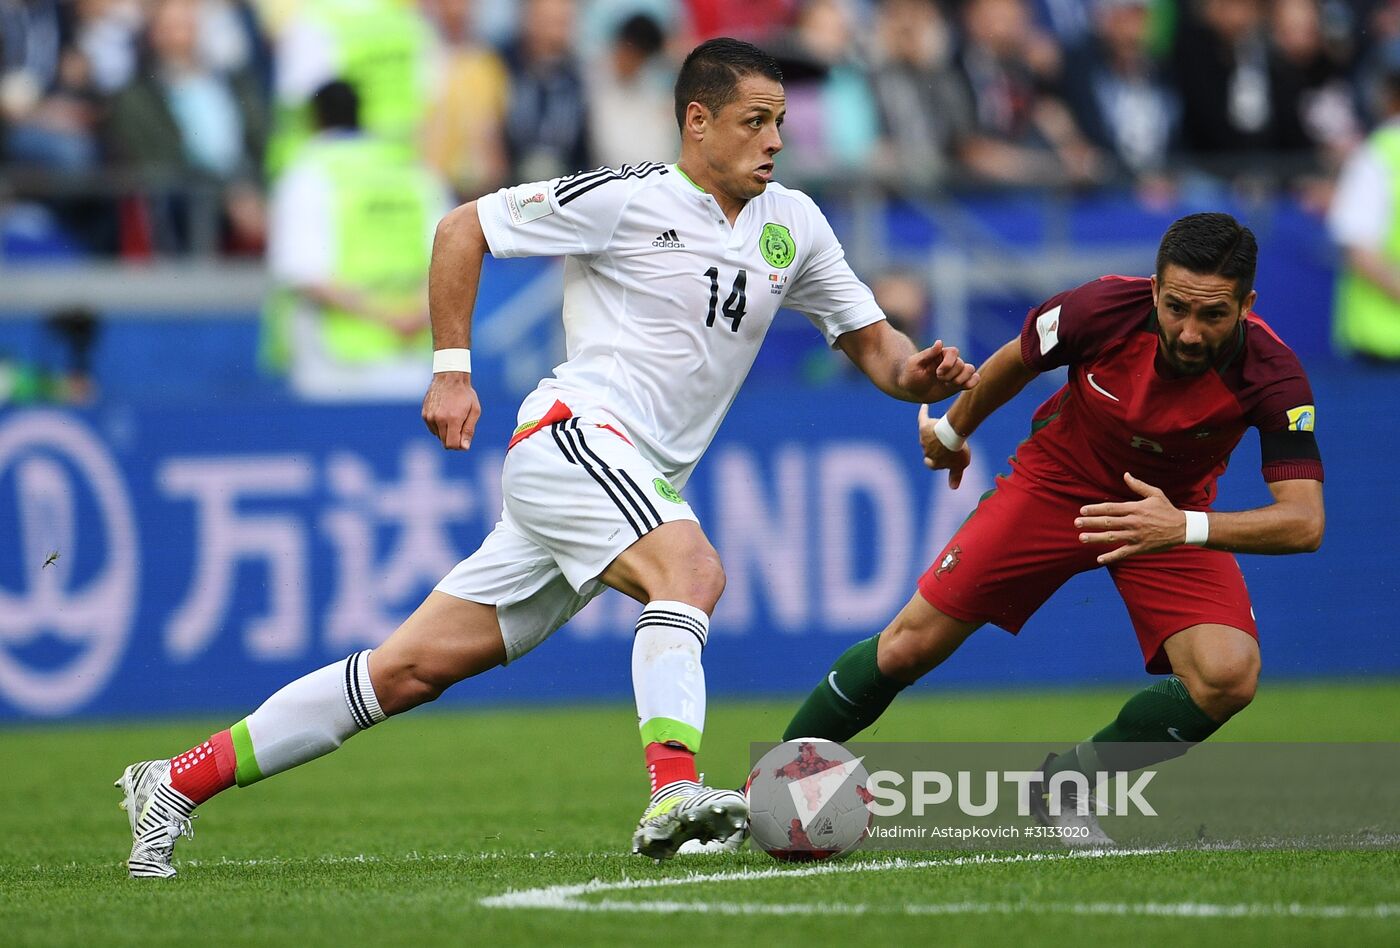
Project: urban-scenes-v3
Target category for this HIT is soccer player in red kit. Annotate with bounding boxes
[782,213,1326,842]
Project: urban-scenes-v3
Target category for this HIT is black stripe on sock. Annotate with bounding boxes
[636,618,707,650]
[349,651,376,730]
[344,653,370,731]
[638,609,708,642]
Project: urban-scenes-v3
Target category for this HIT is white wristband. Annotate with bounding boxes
[1183,510,1210,546]
[432,348,472,374]
[932,415,967,451]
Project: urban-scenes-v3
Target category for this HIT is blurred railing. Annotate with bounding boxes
[0,159,1337,377]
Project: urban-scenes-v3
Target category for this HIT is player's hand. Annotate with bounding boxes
[917,403,972,489]
[422,372,480,450]
[898,340,980,403]
[1075,472,1186,565]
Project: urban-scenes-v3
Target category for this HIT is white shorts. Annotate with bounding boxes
[436,413,699,662]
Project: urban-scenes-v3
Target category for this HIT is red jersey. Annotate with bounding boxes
[1013,275,1324,508]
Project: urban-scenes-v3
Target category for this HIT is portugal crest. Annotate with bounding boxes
[759,222,795,269]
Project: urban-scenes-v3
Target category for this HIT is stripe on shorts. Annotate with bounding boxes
[549,421,580,465]
[560,420,661,537]
[566,420,662,528]
[555,421,648,538]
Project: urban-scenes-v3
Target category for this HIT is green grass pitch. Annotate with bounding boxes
[3,680,1398,946]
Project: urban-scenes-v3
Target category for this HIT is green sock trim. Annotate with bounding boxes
[230,718,265,787]
[640,717,702,753]
[783,635,907,742]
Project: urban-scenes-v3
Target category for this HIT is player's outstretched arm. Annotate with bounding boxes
[1077,474,1325,564]
[917,337,1040,488]
[835,320,979,403]
[422,201,489,451]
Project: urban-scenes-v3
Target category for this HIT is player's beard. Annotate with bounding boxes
[1158,330,1216,376]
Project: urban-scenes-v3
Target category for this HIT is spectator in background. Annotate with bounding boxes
[267,0,434,176]
[1062,0,1178,183]
[72,0,258,96]
[421,0,510,199]
[1328,41,1400,363]
[954,0,1105,185]
[868,0,975,188]
[585,13,675,169]
[1173,0,1276,169]
[500,0,589,181]
[105,0,267,254]
[1354,0,1400,127]
[71,0,144,95]
[1030,0,1095,47]
[1,0,102,173]
[1268,0,1360,172]
[767,0,877,176]
[576,0,686,59]
[263,80,449,401]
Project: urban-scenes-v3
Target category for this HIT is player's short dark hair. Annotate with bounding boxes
[1155,212,1258,300]
[674,37,783,130]
[311,79,359,132]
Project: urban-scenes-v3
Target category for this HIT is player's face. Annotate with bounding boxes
[699,76,786,202]
[1151,265,1256,375]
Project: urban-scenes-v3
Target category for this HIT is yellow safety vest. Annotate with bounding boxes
[1334,126,1400,359]
[266,0,429,177]
[262,135,437,368]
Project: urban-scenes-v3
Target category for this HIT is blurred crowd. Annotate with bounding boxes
[2,0,1398,258]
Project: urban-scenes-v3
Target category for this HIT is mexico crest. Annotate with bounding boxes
[760,222,795,269]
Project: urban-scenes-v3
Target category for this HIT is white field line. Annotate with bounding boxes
[479,849,1398,920]
[529,899,1400,920]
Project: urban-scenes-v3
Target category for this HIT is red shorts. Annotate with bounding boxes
[916,472,1258,673]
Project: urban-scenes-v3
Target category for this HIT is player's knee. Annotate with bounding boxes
[662,544,725,613]
[1190,656,1259,719]
[691,547,726,608]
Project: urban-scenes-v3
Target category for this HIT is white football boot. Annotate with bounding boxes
[1028,753,1116,848]
[115,760,197,878]
[631,781,748,861]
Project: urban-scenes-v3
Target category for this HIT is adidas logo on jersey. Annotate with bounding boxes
[652,229,685,249]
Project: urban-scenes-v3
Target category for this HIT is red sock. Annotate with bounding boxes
[169,730,237,805]
[645,741,698,793]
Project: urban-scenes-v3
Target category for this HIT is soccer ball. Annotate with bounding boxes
[745,738,873,861]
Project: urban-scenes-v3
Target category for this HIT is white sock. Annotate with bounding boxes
[230,650,386,785]
[632,601,708,752]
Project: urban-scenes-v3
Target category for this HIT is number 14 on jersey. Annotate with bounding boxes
[703,268,747,332]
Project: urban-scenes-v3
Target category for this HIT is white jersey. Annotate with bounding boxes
[476,162,885,486]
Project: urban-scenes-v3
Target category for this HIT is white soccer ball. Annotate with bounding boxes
[745,737,872,861]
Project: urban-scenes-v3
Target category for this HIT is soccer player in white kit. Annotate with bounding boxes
[115,38,980,876]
